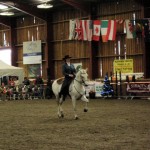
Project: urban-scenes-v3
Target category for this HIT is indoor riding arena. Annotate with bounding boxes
[0,98,150,150]
[0,0,150,149]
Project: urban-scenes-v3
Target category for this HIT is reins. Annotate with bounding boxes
[71,70,88,98]
[75,70,88,86]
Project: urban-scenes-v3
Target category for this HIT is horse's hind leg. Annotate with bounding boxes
[57,97,64,118]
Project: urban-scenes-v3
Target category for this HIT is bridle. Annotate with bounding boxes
[74,70,88,86]
[71,70,88,98]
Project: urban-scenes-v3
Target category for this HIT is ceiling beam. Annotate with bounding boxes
[0,1,47,21]
[61,0,89,12]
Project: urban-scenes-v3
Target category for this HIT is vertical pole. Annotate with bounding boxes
[119,71,122,98]
[110,71,112,82]
[115,71,118,97]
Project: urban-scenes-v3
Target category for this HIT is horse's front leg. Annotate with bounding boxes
[71,97,78,120]
[81,95,89,112]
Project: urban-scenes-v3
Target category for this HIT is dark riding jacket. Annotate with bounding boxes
[62,63,76,79]
[60,63,76,98]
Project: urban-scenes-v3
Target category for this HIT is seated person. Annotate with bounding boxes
[59,55,76,101]
[34,75,44,85]
[8,77,15,87]
[14,77,19,86]
[23,77,30,85]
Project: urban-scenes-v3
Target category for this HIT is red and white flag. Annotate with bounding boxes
[86,20,93,41]
[108,20,117,41]
[81,20,87,40]
[125,19,134,39]
[92,20,101,41]
[81,20,93,41]
[74,19,82,40]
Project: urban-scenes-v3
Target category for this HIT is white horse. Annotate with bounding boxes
[52,68,89,119]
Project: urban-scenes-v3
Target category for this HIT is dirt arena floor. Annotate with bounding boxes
[0,98,150,150]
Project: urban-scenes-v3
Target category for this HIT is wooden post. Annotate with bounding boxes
[115,71,118,97]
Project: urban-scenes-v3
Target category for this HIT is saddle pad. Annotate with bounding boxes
[56,77,65,85]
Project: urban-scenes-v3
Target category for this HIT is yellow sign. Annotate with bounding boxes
[113,59,133,73]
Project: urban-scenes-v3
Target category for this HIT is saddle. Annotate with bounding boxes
[56,77,65,85]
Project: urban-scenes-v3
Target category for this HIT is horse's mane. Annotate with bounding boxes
[76,68,87,74]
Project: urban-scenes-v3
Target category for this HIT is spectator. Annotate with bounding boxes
[8,77,15,87]
[35,75,44,85]
[23,77,30,85]
[14,77,19,86]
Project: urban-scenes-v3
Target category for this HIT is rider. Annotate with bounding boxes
[59,55,76,101]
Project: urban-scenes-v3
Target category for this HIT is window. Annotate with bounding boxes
[0,49,11,65]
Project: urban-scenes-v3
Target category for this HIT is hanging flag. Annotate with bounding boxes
[142,19,150,42]
[108,20,117,41]
[86,20,93,41]
[134,19,144,39]
[74,19,82,40]
[92,20,101,41]
[125,19,136,39]
[101,20,111,42]
[81,20,87,41]
[69,20,75,40]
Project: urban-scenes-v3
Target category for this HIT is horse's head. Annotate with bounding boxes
[76,68,89,85]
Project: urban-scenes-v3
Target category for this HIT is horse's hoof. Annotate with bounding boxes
[84,108,88,112]
[61,114,64,118]
[58,114,64,118]
[58,115,61,118]
[75,116,79,120]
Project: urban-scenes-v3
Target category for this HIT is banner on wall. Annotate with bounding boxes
[85,81,103,97]
[113,59,133,73]
[95,82,103,97]
[23,40,42,64]
[28,64,41,78]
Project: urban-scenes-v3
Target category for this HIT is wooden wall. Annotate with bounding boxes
[95,0,144,77]
[51,9,91,79]
[0,25,10,47]
[0,0,147,80]
[0,17,47,79]
[51,0,145,79]
[14,17,47,78]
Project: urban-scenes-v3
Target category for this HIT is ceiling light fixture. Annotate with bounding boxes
[0,12,14,16]
[37,3,53,9]
[0,4,8,9]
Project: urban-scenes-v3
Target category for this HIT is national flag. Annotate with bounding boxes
[134,19,144,38]
[69,20,75,40]
[108,20,117,41]
[117,19,126,33]
[101,20,111,42]
[92,20,101,41]
[125,19,136,39]
[141,19,150,42]
[74,19,82,40]
[81,20,87,41]
[86,20,93,41]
